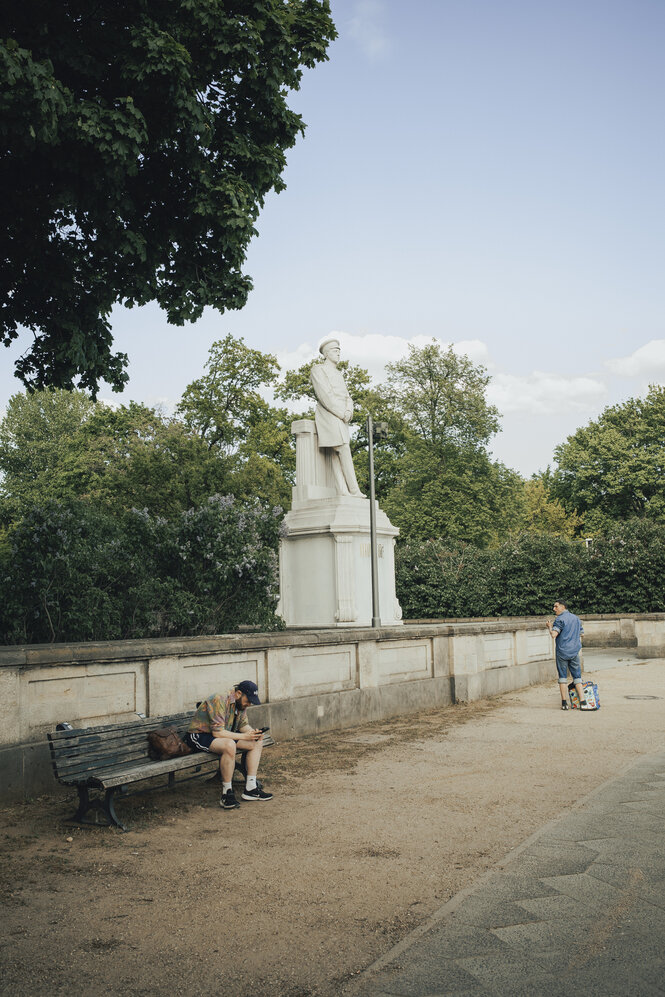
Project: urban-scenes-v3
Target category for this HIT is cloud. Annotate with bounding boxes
[279,330,609,420]
[98,394,178,416]
[487,372,607,416]
[605,339,665,378]
[348,1,391,61]
[276,333,491,384]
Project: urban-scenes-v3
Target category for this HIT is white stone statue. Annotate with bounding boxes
[276,335,402,627]
[310,337,364,497]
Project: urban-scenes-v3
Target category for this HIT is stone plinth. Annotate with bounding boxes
[277,420,403,628]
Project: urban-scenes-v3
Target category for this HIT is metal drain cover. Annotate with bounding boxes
[624,695,662,700]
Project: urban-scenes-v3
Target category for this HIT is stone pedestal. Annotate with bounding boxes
[277,421,403,628]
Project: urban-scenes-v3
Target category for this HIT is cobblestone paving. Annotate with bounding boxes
[349,749,665,996]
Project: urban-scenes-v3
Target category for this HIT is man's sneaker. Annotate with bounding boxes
[561,701,569,710]
[241,786,273,802]
[220,789,240,809]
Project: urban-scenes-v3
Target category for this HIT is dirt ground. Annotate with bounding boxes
[1,653,664,997]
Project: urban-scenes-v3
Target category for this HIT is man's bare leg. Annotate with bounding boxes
[237,737,272,801]
[575,681,591,708]
[209,737,239,807]
[210,737,237,782]
[236,737,263,778]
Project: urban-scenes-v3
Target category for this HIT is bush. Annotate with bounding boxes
[396,520,665,618]
[579,520,665,614]
[0,495,284,644]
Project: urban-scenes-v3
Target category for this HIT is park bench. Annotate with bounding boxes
[48,710,274,831]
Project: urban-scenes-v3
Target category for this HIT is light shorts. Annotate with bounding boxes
[556,651,582,684]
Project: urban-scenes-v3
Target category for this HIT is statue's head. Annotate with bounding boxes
[319,336,341,363]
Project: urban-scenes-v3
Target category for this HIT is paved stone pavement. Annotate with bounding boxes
[349,747,665,996]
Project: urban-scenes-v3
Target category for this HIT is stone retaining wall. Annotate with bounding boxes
[1,612,662,802]
[1,620,553,801]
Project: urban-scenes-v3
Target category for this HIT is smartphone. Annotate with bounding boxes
[258,726,270,733]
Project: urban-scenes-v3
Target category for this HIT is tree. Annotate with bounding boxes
[0,388,96,518]
[1,1,336,394]
[550,385,665,530]
[395,519,665,620]
[0,389,228,520]
[384,444,524,546]
[375,342,516,544]
[59,401,229,516]
[177,334,280,453]
[349,386,410,501]
[383,342,500,450]
[512,479,581,538]
[177,333,294,506]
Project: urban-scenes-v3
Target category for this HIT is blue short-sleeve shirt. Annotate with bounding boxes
[552,610,584,658]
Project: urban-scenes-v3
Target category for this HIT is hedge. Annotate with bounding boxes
[395,519,665,619]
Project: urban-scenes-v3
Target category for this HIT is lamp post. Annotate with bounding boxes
[366,415,389,628]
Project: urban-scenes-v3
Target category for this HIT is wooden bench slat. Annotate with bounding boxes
[95,754,218,788]
[52,747,151,776]
[51,726,189,755]
[48,713,193,741]
[55,752,218,788]
[51,735,152,759]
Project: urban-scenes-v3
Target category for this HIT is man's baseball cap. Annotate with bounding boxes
[235,680,261,705]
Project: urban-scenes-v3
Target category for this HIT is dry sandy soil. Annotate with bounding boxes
[1,652,664,997]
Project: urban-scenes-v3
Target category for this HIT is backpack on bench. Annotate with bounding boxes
[147,727,192,760]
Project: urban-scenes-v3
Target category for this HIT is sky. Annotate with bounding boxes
[2,0,664,476]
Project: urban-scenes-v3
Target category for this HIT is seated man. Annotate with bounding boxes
[185,680,273,809]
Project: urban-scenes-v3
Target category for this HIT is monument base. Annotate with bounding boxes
[277,495,403,628]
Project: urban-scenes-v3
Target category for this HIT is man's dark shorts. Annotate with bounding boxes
[184,731,216,752]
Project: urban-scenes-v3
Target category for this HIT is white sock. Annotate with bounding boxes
[246,776,257,791]
[222,782,232,794]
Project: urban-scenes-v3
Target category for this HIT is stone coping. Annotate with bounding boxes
[2,613,662,670]
[407,613,665,624]
[1,619,550,669]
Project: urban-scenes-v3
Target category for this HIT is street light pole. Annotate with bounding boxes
[367,413,381,628]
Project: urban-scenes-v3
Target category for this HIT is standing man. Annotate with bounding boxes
[546,600,590,710]
[310,336,364,497]
[185,681,273,809]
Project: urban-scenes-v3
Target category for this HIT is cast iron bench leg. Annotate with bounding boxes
[105,789,128,832]
[73,785,128,832]
[74,785,91,824]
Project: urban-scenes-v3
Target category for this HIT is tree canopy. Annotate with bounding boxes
[0,0,336,394]
[369,343,519,544]
[550,385,665,531]
[383,342,500,450]
[0,389,229,520]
